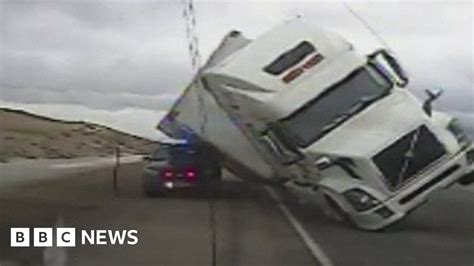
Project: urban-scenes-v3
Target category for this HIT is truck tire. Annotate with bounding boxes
[324,194,354,226]
[458,171,474,185]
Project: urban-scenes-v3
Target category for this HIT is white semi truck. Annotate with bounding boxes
[157,20,474,230]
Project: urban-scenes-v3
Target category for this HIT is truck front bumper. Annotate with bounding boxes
[351,145,474,231]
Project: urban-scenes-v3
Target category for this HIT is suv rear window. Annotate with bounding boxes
[169,145,198,166]
[263,41,315,75]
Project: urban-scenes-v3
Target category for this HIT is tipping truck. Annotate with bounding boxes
[156,20,474,230]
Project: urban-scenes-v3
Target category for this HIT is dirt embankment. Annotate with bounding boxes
[0,108,156,162]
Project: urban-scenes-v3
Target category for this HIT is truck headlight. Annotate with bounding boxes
[343,188,380,212]
[447,118,471,147]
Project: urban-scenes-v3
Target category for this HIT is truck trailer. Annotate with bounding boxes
[156,20,474,230]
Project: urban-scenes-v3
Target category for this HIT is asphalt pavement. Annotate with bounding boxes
[280,186,474,266]
[0,158,473,266]
[0,159,316,266]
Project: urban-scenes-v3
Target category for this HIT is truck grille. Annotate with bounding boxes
[399,164,460,204]
[373,126,446,190]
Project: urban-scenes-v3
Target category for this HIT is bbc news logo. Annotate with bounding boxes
[11,228,138,247]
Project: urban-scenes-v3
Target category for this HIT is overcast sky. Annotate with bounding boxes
[0,0,472,139]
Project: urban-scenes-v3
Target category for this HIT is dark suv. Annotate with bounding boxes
[142,142,221,197]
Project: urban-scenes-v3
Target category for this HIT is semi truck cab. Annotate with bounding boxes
[202,20,474,230]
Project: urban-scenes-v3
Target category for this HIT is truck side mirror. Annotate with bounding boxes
[369,49,408,87]
[422,88,443,117]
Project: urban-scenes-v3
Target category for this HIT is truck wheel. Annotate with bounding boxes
[458,171,474,185]
[324,195,353,226]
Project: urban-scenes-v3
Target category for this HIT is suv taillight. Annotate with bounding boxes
[162,169,174,180]
[185,169,197,182]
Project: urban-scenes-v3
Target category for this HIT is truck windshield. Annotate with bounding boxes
[278,65,392,148]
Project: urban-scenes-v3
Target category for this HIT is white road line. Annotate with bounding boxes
[43,216,67,266]
[265,186,334,266]
[50,156,142,169]
[50,161,111,169]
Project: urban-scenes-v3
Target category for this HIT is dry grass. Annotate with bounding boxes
[0,108,156,162]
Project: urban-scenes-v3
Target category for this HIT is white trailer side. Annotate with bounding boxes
[158,32,278,182]
[158,81,279,182]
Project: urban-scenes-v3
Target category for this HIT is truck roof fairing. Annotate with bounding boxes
[203,19,355,94]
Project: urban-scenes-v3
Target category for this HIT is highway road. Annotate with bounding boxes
[0,158,473,266]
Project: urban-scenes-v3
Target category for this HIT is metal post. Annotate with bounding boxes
[113,145,120,195]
